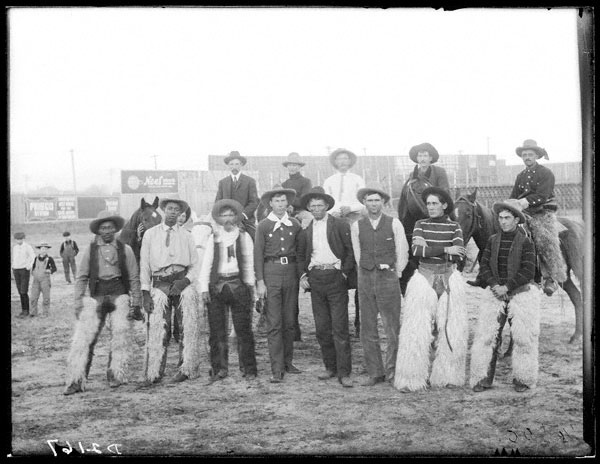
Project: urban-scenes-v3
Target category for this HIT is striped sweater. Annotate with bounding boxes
[411,215,464,265]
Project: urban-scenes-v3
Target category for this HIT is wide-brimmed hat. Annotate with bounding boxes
[299,186,335,211]
[492,199,526,223]
[224,150,247,166]
[159,198,190,214]
[421,187,454,213]
[409,142,440,164]
[329,148,357,168]
[35,242,52,249]
[212,199,244,222]
[515,139,549,160]
[14,232,25,240]
[260,187,296,206]
[357,185,391,204]
[89,210,126,235]
[62,231,71,237]
[282,152,306,167]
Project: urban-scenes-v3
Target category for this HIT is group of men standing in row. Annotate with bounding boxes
[57,139,566,395]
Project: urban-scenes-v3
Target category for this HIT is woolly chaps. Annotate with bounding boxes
[528,210,567,283]
[394,270,468,391]
[65,294,132,390]
[469,287,541,388]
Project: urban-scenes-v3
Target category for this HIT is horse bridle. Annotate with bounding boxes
[456,196,482,243]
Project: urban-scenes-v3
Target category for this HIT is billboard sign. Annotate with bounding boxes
[56,197,77,220]
[77,197,120,219]
[121,170,178,194]
[25,197,57,221]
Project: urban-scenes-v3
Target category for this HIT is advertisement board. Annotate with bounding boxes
[56,197,77,220]
[121,170,178,194]
[25,197,57,221]
[77,197,120,219]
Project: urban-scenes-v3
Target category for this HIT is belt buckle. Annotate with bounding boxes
[280,256,288,265]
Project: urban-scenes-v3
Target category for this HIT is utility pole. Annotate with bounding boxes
[151,155,159,170]
[70,149,77,194]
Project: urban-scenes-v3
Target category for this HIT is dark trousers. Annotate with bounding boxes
[13,268,31,314]
[309,269,351,378]
[208,281,257,376]
[62,256,77,283]
[264,262,298,375]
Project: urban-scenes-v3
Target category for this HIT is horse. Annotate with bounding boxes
[118,196,162,264]
[454,188,584,344]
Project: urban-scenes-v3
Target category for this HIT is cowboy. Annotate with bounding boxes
[199,199,258,383]
[30,242,57,317]
[281,152,313,228]
[59,231,79,284]
[64,211,141,395]
[323,148,366,337]
[350,186,409,386]
[509,139,567,296]
[12,232,36,318]
[470,200,541,393]
[297,187,356,388]
[397,142,451,295]
[215,150,260,240]
[394,187,468,393]
[254,187,303,383]
[139,198,201,385]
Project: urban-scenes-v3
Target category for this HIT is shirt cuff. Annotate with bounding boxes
[141,284,151,292]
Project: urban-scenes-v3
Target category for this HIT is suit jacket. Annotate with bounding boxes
[215,173,259,220]
[297,215,357,288]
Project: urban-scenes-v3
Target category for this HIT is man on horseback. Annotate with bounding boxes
[510,139,567,296]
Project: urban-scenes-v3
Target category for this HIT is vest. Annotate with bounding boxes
[89,240,130,297]
[209,234,246,285]
[489,230,530,283]
[357,214,396,270]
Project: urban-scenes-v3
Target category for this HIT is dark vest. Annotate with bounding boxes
[89,240,130,297]
[489,230,530,283]
[357,214,396,270]
[209,234,246,284]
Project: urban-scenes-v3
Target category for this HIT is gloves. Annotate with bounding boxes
[142,290,154,314]
[170,278,191,296]
[128,305,144,321]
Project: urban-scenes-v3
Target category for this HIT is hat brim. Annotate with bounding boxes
[159,198,190,214]
[492,202,526,223]
[329,149,357,168]
[356,187,391,204]
[224,155,247,165]
[515,147,548,160]
[421,187,454,213]
[35,244,52,249]
[89,215,126,234]
[260,188,297,206]
[299,192,335,211]
[212,199,244,222]
[409,143,439,164]
[282,161,306,167]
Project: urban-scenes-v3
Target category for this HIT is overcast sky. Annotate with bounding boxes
[9,7,583,193]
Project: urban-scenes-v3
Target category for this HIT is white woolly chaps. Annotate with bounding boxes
[144,288,170,382]
[178,286,202,379]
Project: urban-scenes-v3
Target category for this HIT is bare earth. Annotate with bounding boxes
[10,234,591,457]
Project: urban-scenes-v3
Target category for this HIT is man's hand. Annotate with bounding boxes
[491,285,509,301]
[299,274,310,291]
[256,280,267,300]
[339,206,351,216]
[128,305,144,321]
[136,223,145,241]
[201,291,211,304]
[517,198,529,209]
[445,246,467,258]
[142,290,154,314]
[412,236,428,247]
[170,278,191,296]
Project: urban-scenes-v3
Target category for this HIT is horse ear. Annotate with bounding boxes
[140,198,148,208]
[467,188,477,202]
[152,196,159,208]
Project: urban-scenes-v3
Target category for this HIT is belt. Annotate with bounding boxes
[265,256,296,264]
[310,264,338,270]
[217,273,241,281]
[98,276,122,282]
[152,269,187,282]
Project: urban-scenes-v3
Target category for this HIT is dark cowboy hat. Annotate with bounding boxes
[260,187,296,206]
[282,152,306,167]
[299,186,335,211]
[14,232,25,240]
[89,210,126,235]
[357,185,391,204]
[223,150,247,166]
[35,242,52,249]
[409,142,440,164]
[212,199,244,222]
[515,139,549,160]
[159,198,190,214]
[421,186,454,213]
[492,199,526,223]
[329,148,357,168]
[62,231,71,237]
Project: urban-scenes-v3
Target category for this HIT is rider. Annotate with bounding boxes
[509,139,567,296]
[397,142,451,295]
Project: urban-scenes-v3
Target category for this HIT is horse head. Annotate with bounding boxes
[405,178,430,219]
[139,196,162,232]
[454,190,479,247]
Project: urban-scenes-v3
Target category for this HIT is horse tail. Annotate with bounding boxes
[558,217,584,282]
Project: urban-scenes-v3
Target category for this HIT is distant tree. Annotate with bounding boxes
[30,185,61,195]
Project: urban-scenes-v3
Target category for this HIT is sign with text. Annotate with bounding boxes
[57,197,77,220]
[121,170,178,194]
[25,197,57,221]
[77,197,120,219]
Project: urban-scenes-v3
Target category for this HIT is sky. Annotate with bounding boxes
[8,7,583,193]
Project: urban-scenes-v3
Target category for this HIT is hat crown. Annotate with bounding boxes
[521,139,539,149]
[95,210,113,220]
[229,150,240,157]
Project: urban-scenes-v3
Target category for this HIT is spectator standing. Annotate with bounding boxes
[30,242,57,317]
[12,232,36,318]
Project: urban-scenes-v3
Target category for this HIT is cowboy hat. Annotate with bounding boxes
[260,187,296,206]
[421,186,454,213]
[62,231,71,237]
[409,142,440,164]
[159,198,190,214]
[14,232,25,240]
[212,199,244,222]
[282,152,306,167]
[492,199,526,223]
[357,185,391,204]
[299,186,335,211]
[89,210,126,235]
[329,148,357,168]
[515,139,549,160]
[35,242,52,249]
[223,150,247,165]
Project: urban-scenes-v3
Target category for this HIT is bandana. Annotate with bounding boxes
[267,211,292,232]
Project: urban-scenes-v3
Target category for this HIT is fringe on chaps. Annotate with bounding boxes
[469,287,541,388]
[65,294,133,390]
[393,270,468,391]
[528,210,567,283]
[144,286,202,382]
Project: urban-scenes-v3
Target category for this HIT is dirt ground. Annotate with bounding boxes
[9,232,591,457]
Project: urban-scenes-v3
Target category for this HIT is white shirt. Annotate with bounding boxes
[231,174,240,183]
[350,214,409,278]
[12,242,36,270]
[309,214,341,270]
[323,171,366,214]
